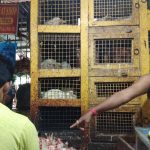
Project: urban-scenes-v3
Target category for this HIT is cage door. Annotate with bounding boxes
[89,27,140,77]
[89,77,140,105]
[89,0,139,26]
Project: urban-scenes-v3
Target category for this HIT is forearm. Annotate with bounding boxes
[93,74,150,114]
[93,91,131,114]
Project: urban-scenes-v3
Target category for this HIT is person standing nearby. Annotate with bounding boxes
[0,42,39,150]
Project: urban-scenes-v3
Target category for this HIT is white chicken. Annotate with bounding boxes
[42,89,77,99]
[61,61,71,69]
[44,17,66,25]
[41,59,61,69]
[42,89,65,99]
[64,91,77,99]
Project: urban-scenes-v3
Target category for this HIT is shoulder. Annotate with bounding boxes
[2,107,34,130]
[12,111,35,129]
[19,116,39,150]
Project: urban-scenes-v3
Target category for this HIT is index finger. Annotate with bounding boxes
[70,122,78,128]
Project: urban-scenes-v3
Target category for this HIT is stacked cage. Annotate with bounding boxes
[31,0,150,149]
[31,0,85,149]
[88,0,141,149]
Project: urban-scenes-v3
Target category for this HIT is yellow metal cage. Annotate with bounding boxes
[38,33,80,69]
[89,26,140,77]
[31,0,88,127]
[39,77,80,100]
[90,111,137,140]
[89,77,140,105]
[31,0,150,147]
[89,0,139,26]
[38,0,80,25]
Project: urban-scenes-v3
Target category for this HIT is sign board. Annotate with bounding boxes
[0,4,19,34]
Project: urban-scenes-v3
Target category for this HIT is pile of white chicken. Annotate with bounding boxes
[44,17,66,25]
[41,89,77,99]
[39,134,76,150]
[41,59,71,69]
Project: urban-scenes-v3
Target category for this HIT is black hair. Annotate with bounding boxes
[0,62,12,88]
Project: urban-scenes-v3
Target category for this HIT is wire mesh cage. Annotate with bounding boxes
[38,106,81,131]
[95,39,132,64]
[38,106,82,149]
[88,142,118,150]
[95,82,133,97]
[89,77,140,105]
[39,77,80,99]
[94,112,135,134]
[39,33,80,69]
[38,0,80,25]
[94,0,132,21]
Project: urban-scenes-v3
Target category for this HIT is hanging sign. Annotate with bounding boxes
[0,4,19,34]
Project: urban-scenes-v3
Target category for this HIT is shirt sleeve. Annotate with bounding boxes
[20,118,39,150]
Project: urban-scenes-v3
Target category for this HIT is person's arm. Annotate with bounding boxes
[94,74,150,113]
[70,74,150,128]
[20,119,39,150]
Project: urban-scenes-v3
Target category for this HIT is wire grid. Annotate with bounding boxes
[95,112,135,134]
[95,82,133,97]
[94,0,132,21]
[95,39,132,64]
[39,33,80,69]
[38,0,80,25]
[38,106,81,131]
[39,77,80,99]
[89,143,117,150]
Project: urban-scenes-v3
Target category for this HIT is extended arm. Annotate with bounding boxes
[95,74,150,114]
[70,74,150,128]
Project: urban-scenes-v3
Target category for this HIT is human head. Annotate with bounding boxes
[0,42,17,102]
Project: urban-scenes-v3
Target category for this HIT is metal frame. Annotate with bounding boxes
[38,0,81,26]
[89,108,139,141]
[89,77,140,106]
[30,0,150,143]
[30,0,89,120]
[89,0,140,26]
[89,26,140,77]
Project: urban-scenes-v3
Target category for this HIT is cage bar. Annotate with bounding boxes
[88,143,117,150]
[38,0,80,25]
[94,0,132,21]
[148,31,150,51]
[38,106,81,131]
[95,112,135,134]
[39,33,80,69]
[95,39,132,64]
[39,77,80,99]
[95,82,133,97]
